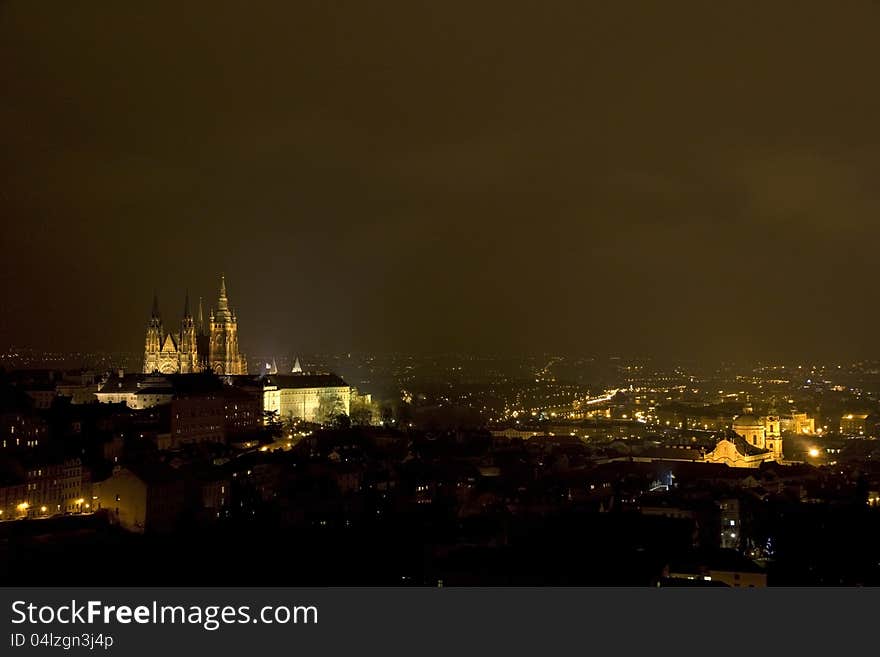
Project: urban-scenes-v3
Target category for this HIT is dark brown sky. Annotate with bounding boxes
[2,1,880,362]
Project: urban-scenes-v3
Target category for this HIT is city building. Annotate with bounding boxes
[840,413,870,436]
[781,412,816,435]
[0,413,47,453]
[665,550,768,587]
[143,276,247,376]
[243,374,352,424]
[95,372,174,409]
[191,468,231,524]
[55,370,101,404]
[718,498,740,550]
[5,369,60,409]
[97,464,185,533]
[0,384,48,453]
[0,457,91,518]
[167,387,261,449]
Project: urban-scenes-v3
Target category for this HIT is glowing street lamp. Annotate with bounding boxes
[808,448,820,458]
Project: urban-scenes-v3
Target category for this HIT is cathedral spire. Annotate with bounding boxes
[215,274,232,321]
[207,274,245,375]
[217,274,230,312]
[144,290,163,373]
[197,297,205,334]
[183,289,191,319]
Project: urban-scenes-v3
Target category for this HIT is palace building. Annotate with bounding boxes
[143,276,247,375]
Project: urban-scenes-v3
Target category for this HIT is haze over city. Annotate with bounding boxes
[4,2,880,362]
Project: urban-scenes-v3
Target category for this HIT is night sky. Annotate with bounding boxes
[3,2,880,362]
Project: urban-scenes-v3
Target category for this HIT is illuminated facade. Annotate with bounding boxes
[781,412,815,436]
[0,458,90,518]
[704,436,772,468]
[730,404,782,462]
[207,276,247,375]
[248,374,352,424]
[143,276,247,375]
[95,372,174,409]
[840,413,869,436]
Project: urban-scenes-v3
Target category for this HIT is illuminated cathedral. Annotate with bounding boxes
[143,275,247,375]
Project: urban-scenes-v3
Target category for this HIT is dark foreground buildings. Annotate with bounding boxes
[2,357,880,587]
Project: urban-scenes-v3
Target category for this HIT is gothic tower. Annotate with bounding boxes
[178,291,199,373]
[196,296,210,371]
[143,292,163,373]
[209,275,247,375]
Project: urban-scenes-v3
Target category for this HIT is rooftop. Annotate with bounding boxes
[249,373,349,390]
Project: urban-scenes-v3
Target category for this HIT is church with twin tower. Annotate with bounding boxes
[143,275,248,375]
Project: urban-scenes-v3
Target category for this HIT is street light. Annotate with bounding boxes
[808,448,820,458]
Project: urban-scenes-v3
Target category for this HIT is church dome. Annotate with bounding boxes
[733,414,763,428]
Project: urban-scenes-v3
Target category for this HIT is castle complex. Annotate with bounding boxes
[143,276,247,375]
